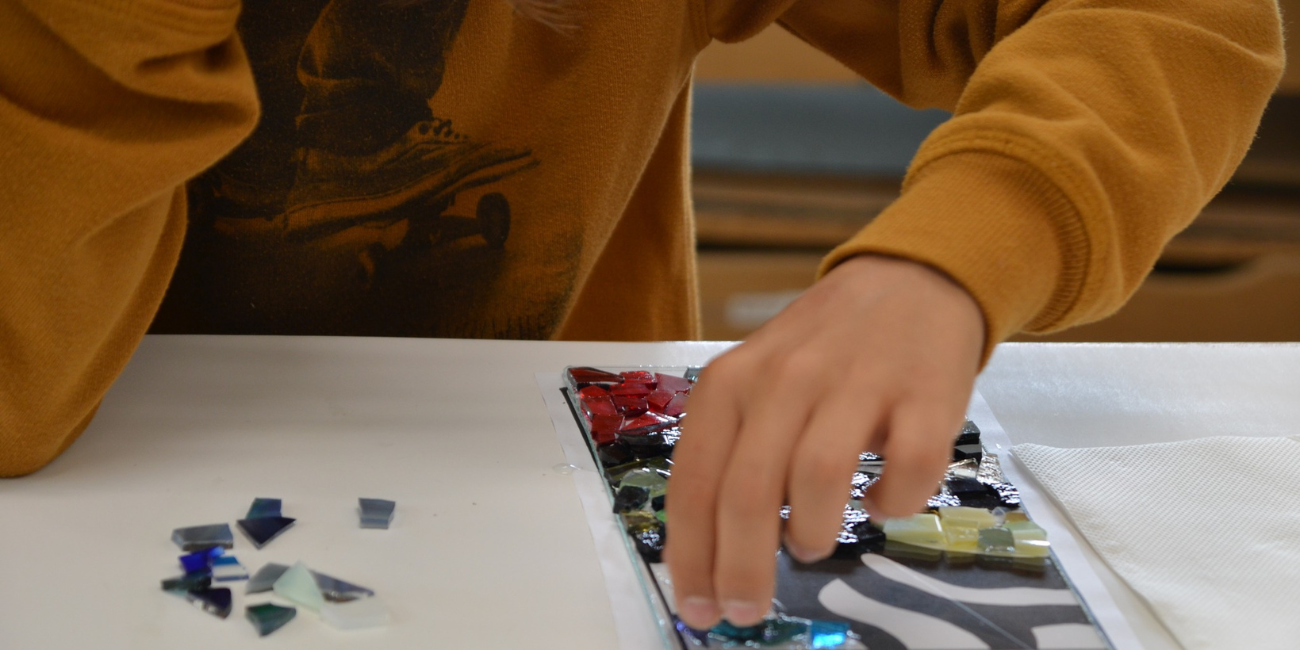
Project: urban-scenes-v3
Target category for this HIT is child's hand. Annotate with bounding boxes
[664,254,984,629]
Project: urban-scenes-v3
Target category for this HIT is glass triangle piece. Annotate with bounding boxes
[184,588,232,619]
[246,563,290,594]
[321,597,390,630]
[245,498,283,519]
[312,570,376,603]
[237,517,296,549]
[273,561,325,612]
[246,603,297,637]
[171,524,234,552]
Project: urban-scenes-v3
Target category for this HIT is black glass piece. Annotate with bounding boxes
[612,485,650,514]
[597,442,634,468]
[946,476,988,496]
[955,485,1005,510]
[236,517,297,549]
[246,498,283,519]
[651,494,666,511]
[185,587,233,619]
[629,521,666,562]
[956,419,981,446]
[683,367,702,383]
[161,571,212,592]
[952,443,983,462]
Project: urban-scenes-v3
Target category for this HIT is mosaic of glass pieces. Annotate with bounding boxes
[358,498,396,529]
[565,367,1069,649]
[321,597,391,630]
[172,524,234,552]
[160,499,389,634]
[246,603,297,637]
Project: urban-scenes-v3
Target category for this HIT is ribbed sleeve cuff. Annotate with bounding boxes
[818,152,1085,365]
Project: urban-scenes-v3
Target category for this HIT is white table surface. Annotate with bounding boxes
[1,337,1297,649]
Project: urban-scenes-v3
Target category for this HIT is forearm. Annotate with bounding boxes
[0,0,258,475]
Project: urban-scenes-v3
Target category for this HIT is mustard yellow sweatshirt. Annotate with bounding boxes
[0,0,1284,476]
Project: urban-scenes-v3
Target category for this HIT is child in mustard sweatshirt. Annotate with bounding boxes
[0,0,1284,630]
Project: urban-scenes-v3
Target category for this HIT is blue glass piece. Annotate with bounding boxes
[246,563,290,594]
[312,570,376,602]
[184,587,232,619]
[811,620,851,648]
[237,517,296,549]
[212,555,249,582]
[246,603,297,637]
[172,524,234,552]
[246,498,283,519]
[358,498,396,529]
[179,546,224,573]
[161,571,212,593]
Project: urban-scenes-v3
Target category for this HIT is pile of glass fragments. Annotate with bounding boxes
[160,497,396,636]
[565,367,1053,649]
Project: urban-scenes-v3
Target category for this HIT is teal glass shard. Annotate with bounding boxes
[212,555,248,582]
[246,498,283,519]
[237,517,296,549]
[321,597,390,630]
[246,603,297,637]
[246,563,290,594]
[312,570,376,602]
[161,571,212,593]
[184,587,232,619]
[811,620,851,648]
[273,561,325,612]
[171,524,234,552]
[179,546,223,573]
[358,498,396,529]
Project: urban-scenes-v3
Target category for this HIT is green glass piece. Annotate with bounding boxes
[273,561,325,612]
[246,603,297,637]
[246,498,282,519]
[619,468,668,497]
[881,514,946,549]
[655,509,667,524]
[937,506,997,530]
[247,563,290,594]
[978,527,1017,556]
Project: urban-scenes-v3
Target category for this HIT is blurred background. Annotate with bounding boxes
[690,6,1300,343]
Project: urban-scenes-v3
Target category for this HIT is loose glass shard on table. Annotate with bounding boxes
[358,498,396,529]
[236,516,296,549]
[320,597,391,630]
[171,524,234,552]
[246,603,297,637]
[246,497,283,519]
[313,570,376,603]
[183,587,232,619]
[212,555,249,582]
[561,366,1101,650]
[246,563,290,594]
[179,546,224,573]
[161,571,212,593]
[273,561,325,612]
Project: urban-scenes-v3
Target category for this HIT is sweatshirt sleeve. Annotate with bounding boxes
[704,0,1285,360]
[0,0,259,476]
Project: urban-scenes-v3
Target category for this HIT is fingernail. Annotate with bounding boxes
[782,532,828,564]
[680,597,720,627]
[722,600,763,626]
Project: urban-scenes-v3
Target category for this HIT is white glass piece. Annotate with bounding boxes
[273,561,325,612]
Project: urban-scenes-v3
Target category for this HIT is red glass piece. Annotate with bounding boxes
[609,383,652,397]
[569,367,622,387]
[619,371,657,387]
[591,414,623,444]
[618,411,677,436]
[646,388,674,412]
[663,392,688,418]
[613,395,649,416]
[582,395,618,419]
[654,373,693,394]
[578,385,609,399]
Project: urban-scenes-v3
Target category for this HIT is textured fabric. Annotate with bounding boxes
[0,0,1283,475]
[1014,437,1300,650]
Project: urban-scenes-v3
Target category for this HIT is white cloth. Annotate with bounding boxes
[1013,436,1300,650]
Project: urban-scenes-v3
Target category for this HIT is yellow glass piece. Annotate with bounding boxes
[937,506,997,530]
[1004,511,1030,524]
[882,514,946,550]
[944,525,980,553]
[1006,520,1050,557]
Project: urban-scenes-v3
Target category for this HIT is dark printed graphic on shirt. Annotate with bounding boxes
[155,0,571,339]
